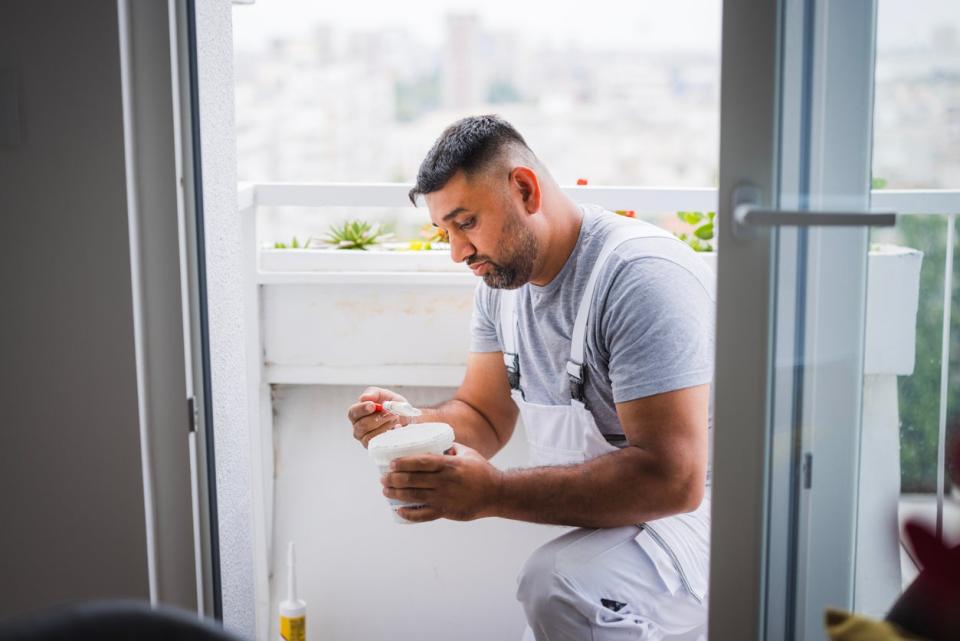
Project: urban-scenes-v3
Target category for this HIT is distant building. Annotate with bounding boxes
[442,14,485,110]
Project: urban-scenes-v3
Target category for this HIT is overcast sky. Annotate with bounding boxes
[233,0,959,54]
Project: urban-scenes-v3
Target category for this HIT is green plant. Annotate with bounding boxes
[675,211,716,252]
[322,220,389,250]
[273,236,308,249]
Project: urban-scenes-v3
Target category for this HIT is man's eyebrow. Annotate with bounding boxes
[442,207,469,222]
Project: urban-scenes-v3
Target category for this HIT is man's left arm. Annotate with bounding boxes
[382,383,708,526]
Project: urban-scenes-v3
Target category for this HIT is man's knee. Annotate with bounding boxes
[517,528,595,622]
[517,527,708,640]
[516,536,561,617]
[517,528,632,624]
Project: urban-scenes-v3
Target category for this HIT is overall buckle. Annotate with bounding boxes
[567,360,586,403]
[504,352,521,391]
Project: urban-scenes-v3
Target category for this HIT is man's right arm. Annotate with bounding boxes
[347,351,518,460]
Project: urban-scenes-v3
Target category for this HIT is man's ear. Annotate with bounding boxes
[511,166,542,214]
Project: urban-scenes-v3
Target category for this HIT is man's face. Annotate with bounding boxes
[425,170,539,289]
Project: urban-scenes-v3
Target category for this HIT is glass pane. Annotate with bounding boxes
[867,0,960,618]
[948,216,960,539]
[943,216,960,543]
[872,0,960,190]
[863,215,951,613]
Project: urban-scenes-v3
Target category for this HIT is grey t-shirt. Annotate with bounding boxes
[470,204,716,443]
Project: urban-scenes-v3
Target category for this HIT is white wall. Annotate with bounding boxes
[194,0,257,634]
[0,0,150,616]
[269,385,562,641]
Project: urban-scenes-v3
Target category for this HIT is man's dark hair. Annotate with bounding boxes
[408,115,534,205]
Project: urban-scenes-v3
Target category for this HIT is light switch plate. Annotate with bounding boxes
[0,69,21,148]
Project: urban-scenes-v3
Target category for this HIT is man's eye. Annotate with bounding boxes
[458,217,476,231]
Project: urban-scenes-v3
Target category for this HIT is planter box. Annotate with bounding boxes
[258,245,921,386]
[260,246,466,274]
[864,245,923,376]
[261,280,474,387]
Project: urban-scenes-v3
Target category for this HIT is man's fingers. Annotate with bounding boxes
[381,471,439,489]
[357,419,404,448]
[396,506,440,523]
[359,386,384,401]
[357,426,389,448]
[383,487,433,502]
[359,387,398,403]
[391,454,447,473]
[346,401,377,423]
[352,410,399,442]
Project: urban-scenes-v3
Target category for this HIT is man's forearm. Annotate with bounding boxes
[492,447,705,528]
[418,399,505,459]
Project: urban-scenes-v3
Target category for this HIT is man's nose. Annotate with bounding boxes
[449,232,476,264]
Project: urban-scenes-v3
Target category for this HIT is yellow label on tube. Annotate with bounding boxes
[280,615,305,641]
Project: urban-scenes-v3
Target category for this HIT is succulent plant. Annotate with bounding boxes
[321,220,389,250]
[273,236,309,249]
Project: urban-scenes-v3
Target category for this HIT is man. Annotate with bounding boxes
[347,115,715,640]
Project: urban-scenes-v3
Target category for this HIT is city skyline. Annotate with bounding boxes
[233,0,959,54]
[235,7,958,187]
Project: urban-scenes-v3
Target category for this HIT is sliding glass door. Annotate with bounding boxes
[710,0,956,639]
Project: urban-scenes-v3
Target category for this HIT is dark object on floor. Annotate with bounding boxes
[885,521,960,641]
[0,600,247,641]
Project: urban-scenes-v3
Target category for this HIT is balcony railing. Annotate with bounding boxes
[238,182,960,215]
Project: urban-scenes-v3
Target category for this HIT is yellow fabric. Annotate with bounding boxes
[825,608,927,641]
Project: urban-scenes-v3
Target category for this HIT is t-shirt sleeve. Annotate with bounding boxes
[598,257,715,403]
[469,282,502,353]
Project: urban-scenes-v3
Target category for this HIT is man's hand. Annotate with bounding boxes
[347,386,413,448]
[382,443,504,523]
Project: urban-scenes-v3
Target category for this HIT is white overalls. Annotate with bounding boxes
[501,223,712,641]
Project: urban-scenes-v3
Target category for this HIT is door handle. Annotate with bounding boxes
[732,183,896,238]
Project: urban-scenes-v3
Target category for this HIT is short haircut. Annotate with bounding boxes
[408,114,535,205]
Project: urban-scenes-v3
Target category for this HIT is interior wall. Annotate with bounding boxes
[0,0,150,616]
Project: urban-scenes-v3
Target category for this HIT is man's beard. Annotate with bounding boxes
[467,210,538,289]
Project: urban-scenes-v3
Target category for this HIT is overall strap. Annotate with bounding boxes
[499,289,522,394]
[567,221,675,407]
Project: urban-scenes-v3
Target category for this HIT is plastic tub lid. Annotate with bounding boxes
[368,422,455,465]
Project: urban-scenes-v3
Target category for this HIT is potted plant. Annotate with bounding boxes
[260,219,461,273]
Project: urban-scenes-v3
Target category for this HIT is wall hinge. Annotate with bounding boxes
[187,396,199,433]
